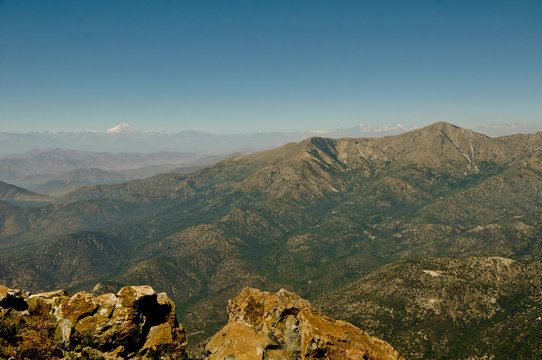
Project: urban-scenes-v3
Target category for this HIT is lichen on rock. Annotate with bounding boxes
[206,287,404,360]
[0,285,187,359]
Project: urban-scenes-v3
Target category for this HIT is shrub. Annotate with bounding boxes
[0,314,19,343]
[13,329,62,360]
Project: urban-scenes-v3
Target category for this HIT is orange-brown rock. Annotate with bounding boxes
[0,284,29,311]
[0,285,187,359]
[206,288,403,360]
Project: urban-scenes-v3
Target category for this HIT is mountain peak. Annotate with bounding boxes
[413,121,480,137]
[106,123,137,133]
[418,121,458,131]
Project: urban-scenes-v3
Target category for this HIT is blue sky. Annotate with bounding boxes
[1,0,541,133]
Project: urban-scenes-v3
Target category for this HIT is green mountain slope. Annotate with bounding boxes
[0,181,55,206]
[316,256,542,360]
[0,231,124,291]
[0,122,540,350]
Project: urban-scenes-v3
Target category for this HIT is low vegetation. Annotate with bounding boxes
[0,123,541,358]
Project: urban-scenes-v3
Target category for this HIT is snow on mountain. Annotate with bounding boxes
[356,123,413,133]
[0,122,539,158]
[106,123,138,133]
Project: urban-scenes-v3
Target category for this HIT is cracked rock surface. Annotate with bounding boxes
[206,288,403,360]
[0,285,186,359]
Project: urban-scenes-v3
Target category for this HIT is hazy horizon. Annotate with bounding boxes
[1,1,541,134]
[1,120,541,137]
[0,120,540,159]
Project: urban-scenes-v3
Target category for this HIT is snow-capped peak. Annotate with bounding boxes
[308,129,330,134]
[357,123,409,132]
[106,123,137,133]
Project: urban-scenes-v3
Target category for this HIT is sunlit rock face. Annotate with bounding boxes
[206,287,404,360]
[0,285,187,359]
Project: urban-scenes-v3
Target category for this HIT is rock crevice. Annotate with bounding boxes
[0,285,186,359]
[206,288,403,360]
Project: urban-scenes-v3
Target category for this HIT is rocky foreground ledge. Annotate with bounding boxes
[207,288,404,360]
[0,285,402,360]
[0,285,186,359]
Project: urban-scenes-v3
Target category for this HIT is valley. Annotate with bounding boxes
[0,122,541,358]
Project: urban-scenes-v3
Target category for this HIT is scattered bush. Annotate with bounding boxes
[0,313,19,343]
[146,343,189,360]
[13,329,62,360]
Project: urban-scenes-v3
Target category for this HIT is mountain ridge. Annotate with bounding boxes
[0,122,540,355]
[0,149,220,196]
[0,181,55,207]
[3,121,539,157]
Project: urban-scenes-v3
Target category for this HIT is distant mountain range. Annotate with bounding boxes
[0,149,232,196]
[0,122,541,358]
[0,181,55,206]
[0,123,414,156]
[2,122,539,157]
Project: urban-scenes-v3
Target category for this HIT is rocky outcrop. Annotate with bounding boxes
[0,285,186,359]
[2,285,405,359]
[0,285,29,311]
[206,288,403,360]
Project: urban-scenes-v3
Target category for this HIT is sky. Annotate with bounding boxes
[1,0,541,134]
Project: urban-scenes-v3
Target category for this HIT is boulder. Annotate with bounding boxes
[0,285,29,311]
[206,288,403,360]
[0,285,187,359]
